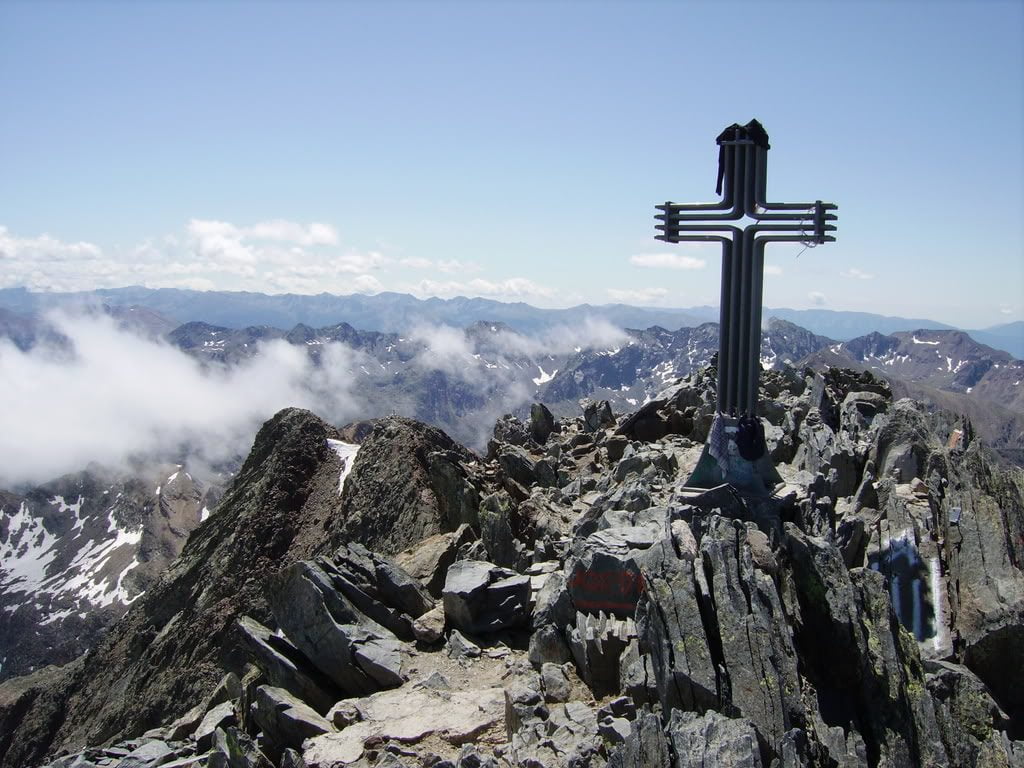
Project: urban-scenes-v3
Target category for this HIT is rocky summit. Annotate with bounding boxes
[1,363,1022,768]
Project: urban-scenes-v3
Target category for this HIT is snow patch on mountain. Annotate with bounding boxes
[0,502,59,593]
[327,439,360,495]
[532,366,557,386]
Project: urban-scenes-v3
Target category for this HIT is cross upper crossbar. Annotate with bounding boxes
[655,120,837,239]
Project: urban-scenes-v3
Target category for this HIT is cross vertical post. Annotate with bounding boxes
[655,120,838,494]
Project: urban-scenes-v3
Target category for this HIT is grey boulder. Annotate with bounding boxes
[251,685,332,752]
[443,560,530,633]
[667,710,763,768]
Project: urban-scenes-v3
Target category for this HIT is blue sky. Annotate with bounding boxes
[1,0,1021,328]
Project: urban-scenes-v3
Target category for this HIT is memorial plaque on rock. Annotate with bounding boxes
[567,550,645,618]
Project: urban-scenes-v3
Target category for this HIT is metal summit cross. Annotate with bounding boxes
[655,119,837,494]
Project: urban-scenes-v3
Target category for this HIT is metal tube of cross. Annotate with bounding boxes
[653,120,838,494]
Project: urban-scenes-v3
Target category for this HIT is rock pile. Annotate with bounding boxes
[3,364,1023,768]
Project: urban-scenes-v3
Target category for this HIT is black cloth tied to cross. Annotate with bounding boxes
[715,119,771,195]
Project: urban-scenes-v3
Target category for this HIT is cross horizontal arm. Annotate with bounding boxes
[657,204,836,223]
[657,221,837,245]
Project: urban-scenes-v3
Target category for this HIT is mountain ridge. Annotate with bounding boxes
[3,286,1017,354]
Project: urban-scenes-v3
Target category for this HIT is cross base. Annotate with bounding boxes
[685,416,782,496]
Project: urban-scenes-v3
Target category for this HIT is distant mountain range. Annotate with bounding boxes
[3,303,1021,463]
[2,285,1020,357]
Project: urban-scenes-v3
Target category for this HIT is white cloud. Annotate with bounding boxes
[484,317,629,359]
[0,222,387,296]
[186,219,360,268]
[840,267,874,280]
[0,226,102,262]
[0,312,366,485]
[538,317,629,354]
[809,291,827,306]
[0,309,645,482]
[606,287,669,304]
[629,252,707,270]
[0,227,126,292]
[187,219,340,260]
[333,251,387,274]
[399,257,434,270]
[396,257,481,275]
[764,264,784,276]
[261,271,382,295]
[436,259,480,274]
[349,274,384,293]
[1000,305,1014,316]
[411,324,475,365]
[187,221,253,263]
[408,324,498,384]
[246,219,338,246]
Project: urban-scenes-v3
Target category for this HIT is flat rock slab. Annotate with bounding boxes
[118,740,176,768]
[193,702,237,752]
[160,758,207,768]
[303,687,504,766]
[253,685,333,751]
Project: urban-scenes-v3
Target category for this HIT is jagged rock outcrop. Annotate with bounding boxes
[0,464,222,682]
[331,417,482,555]
[4,362,1023,768]
[941,442,1024,733]
[268,560,408,694]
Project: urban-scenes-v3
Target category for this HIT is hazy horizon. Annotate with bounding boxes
[2,282,1019,334]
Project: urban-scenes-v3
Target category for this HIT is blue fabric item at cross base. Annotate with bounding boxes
[708,412,729,475]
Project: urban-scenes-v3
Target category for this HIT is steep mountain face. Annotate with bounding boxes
[0,465,219,682]
[760,318,833,368]
[539,319,831,415]
[2,365,1021,768]
[540,324,717,407]
[823,329,1024,409]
